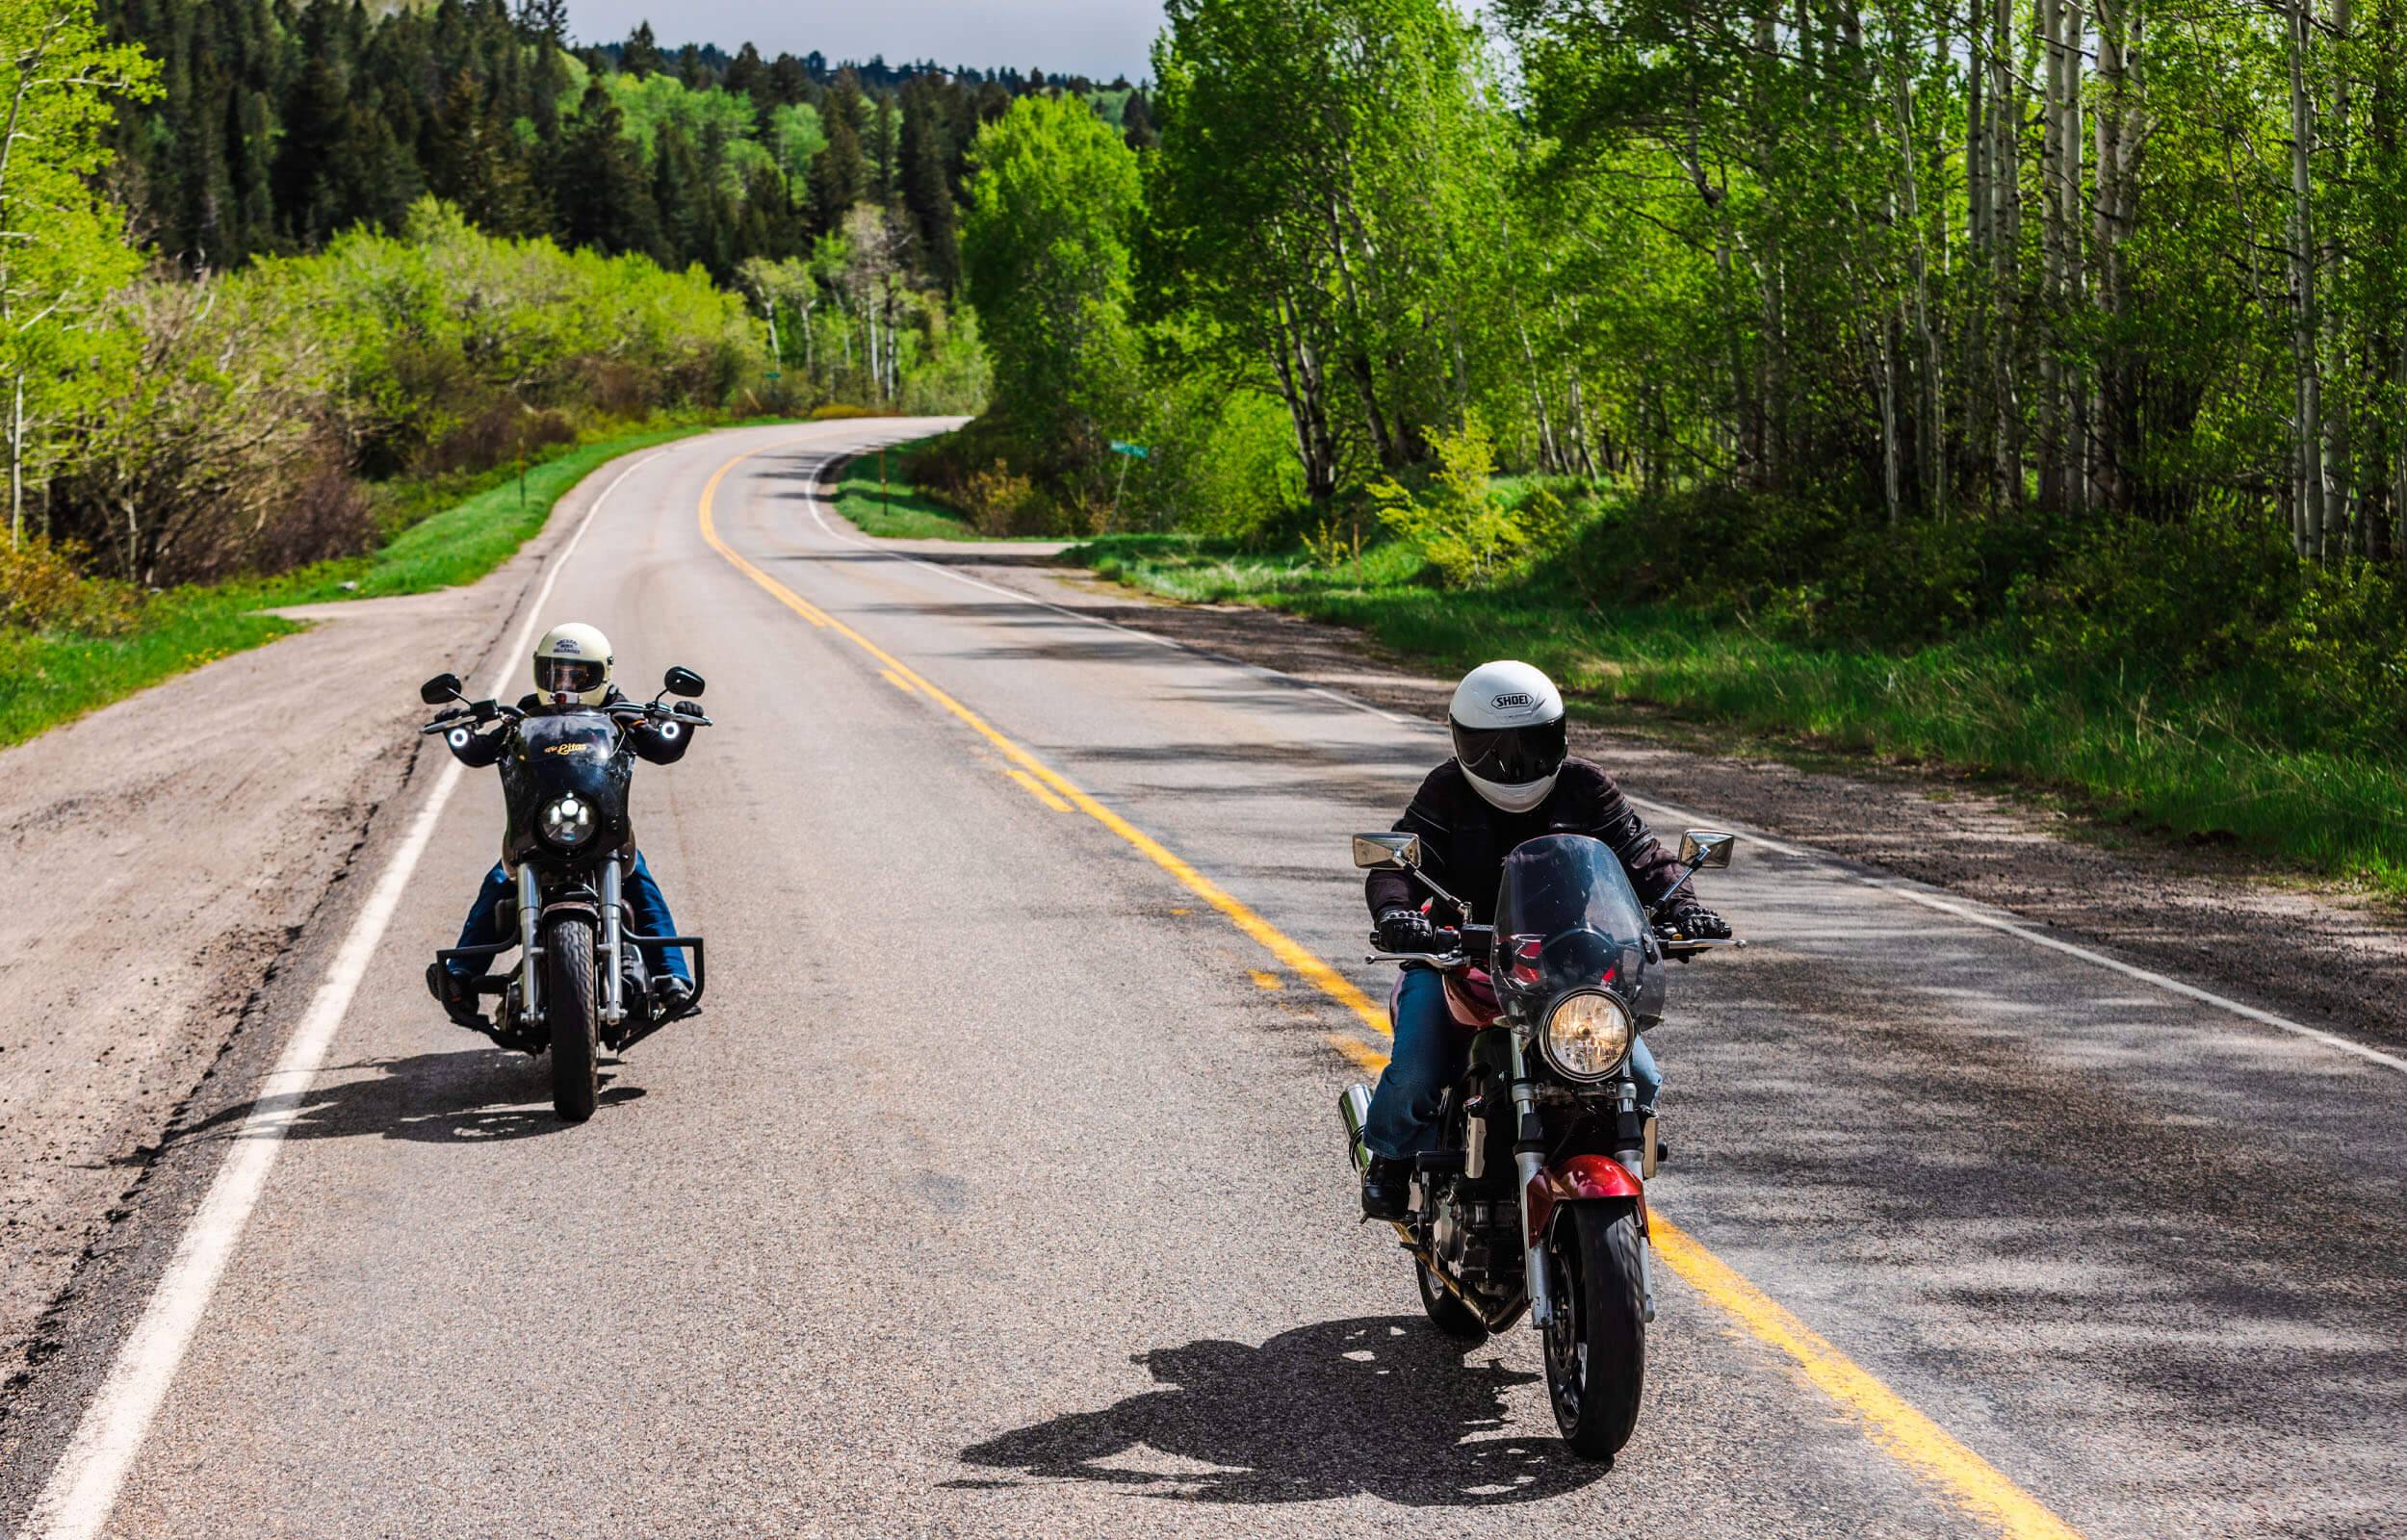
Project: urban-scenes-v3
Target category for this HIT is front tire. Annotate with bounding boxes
[1543,1202,1646,1458]
[543,915,599,1123]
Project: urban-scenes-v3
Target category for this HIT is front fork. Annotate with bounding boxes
[515,865,543,1025]
[1512,1042,1660,1330]
[601,857,626,1029]
[1508,1036,1557,1328]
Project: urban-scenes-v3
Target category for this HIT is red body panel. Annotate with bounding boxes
[1524,1153,1644,1244]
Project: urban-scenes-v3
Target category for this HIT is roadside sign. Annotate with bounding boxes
[1109,441,1151,460]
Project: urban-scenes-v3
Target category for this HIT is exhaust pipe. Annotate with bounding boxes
[1338,1084,1373,1173]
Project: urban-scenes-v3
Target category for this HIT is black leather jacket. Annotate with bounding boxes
[1364,757,1693,926]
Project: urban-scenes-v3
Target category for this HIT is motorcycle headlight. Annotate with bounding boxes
[539,794,595,848]
[1541,990,1633,1081]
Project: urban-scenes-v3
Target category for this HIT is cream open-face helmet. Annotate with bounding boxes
[1449,660,1567,813]
[533,622,613,706]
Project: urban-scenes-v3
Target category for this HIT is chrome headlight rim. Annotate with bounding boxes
[537,793,596,849]
[1540,988,1634,1082]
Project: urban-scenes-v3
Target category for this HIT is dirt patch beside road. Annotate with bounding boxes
[0,545,565,1389]
[964,558,2407,1054]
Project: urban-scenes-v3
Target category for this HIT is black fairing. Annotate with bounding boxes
[501,712,634,870]
[1490,834,1664,1029]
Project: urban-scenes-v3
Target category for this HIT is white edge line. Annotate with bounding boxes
[18,446,670,1540]
[785,438,2406,1082]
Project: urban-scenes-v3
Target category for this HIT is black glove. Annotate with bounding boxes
[1657,902,1730,941]
[1376,907,1437,954]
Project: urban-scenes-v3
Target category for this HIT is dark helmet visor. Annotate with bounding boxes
[537,657,604,696]
[1450,714,1567,786]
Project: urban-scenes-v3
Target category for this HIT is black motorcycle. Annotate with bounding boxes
[1340,827,1739,1458]
[417,666,712,1122]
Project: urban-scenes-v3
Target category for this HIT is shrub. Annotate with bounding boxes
[0,538,137,634]
[961,459,1046,536]
[1369,416,1528,588]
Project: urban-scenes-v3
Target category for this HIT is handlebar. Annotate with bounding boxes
[1367,929,1745,967]
[611,701,714,729]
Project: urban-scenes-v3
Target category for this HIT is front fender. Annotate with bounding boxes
[1525,1153,1645,1245]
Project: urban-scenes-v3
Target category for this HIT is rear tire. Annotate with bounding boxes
[1543,1202,1646,1459]
[1416,1258,1490,1341]
[543,915,599,1123]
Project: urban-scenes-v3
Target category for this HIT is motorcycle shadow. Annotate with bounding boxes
[952,1316,1608,1506]
[142,1048,639,1151]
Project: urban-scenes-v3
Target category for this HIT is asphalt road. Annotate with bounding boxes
[7,421,2401,1539]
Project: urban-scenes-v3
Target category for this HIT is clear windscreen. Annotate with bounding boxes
[1491,834,1651,1001]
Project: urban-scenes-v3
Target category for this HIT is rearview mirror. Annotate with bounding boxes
[1678,830,1736,869]
[664,667,705,699]
[420,673,463,706]
[1352,833,1424,870]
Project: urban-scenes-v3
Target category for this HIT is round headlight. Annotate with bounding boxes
[539,794,594,848]
[1541,991,1633,1081]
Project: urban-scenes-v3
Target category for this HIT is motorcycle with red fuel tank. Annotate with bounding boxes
[1339,826,1740,1458]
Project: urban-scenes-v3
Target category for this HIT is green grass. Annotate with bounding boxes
[0,420,754,748]
[1068,534,2407,897]
[822,438,1058,541]
[828,452,984,539]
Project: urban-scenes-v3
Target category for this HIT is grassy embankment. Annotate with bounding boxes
[0,420,747,747]
[820,437,1051,542]
[1067,533,2407,898]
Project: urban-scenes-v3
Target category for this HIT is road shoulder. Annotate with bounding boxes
[0,451,626,1401]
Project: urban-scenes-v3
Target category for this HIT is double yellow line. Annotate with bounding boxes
[698,443,2085,1540]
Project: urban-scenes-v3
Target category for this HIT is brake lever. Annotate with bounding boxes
[1365,948,1471,969]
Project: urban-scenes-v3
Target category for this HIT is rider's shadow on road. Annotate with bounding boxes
[950,1316,1607,1507]
[133,1050,640,1153]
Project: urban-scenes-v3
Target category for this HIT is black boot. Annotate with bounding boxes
[426,962,486,1032]
[1359,1156,1411,1221]
[651,975,694,1020]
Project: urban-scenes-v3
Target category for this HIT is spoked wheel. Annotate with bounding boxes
[1416,1257,1490,1341]
[1543,1202,1646,1459]
[543,915,599,1123]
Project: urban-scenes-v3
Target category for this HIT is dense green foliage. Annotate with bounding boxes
[0,420,734,745]
[94,0,1152,281]
[37,198,755,587]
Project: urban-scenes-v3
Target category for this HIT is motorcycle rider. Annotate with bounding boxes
[425,623,695,1030]
[1359,659,1728,1220]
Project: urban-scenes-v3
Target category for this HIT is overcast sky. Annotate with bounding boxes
[566,2,1169,83]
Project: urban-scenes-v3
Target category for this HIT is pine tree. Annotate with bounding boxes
[513,0,568,45]
[900,79,959,291]
[553,78,661,258]
[429,69,531,234]
[1121,90,1157,151]
[621,20,660,78]
[810,72,867,234]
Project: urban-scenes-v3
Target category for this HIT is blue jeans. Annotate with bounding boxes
[449,851,690,985]
[1362,964,1662,1161]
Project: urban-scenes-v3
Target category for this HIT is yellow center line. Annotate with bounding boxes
[1324,1033,1390,1076]
[879,668,919,696]
[698,441,2085,1540]
[1004,766,1074,812]
[1250,970,1284,991]
[700,443,1390,1039]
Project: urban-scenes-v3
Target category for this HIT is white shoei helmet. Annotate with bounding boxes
[1449,660,1568,814]
[533,622,613,706]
